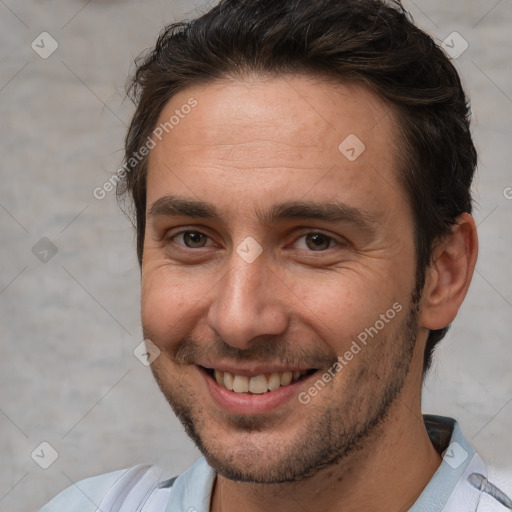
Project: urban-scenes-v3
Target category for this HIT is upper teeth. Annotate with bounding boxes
[214,370,308,394]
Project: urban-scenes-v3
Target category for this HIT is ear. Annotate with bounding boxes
[420,213,478,330]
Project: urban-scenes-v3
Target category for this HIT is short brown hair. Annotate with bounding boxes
[118,0,477,375]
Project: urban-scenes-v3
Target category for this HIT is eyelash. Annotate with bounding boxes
[166,230,343,252]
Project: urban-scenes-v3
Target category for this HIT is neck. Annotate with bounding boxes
[210,398,441,512]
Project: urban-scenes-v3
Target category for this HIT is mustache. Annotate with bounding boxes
[172,335,337,369]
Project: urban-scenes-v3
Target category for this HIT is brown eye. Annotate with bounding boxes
[176,231,209,248]
[302,233,333,251]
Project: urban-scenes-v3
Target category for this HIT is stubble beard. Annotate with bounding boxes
[149,297,420,484]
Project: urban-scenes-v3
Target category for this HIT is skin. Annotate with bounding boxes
[140,76,478,512]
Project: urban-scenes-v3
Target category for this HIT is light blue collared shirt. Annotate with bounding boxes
[40,415,511,511]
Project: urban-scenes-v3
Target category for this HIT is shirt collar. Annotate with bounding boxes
[409,414,485,512]
[166,415,486,512]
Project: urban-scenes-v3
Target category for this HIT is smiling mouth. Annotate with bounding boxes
[201,367,318,394]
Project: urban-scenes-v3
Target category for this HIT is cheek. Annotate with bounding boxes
[140,259,214,342]
[287,268,408,351]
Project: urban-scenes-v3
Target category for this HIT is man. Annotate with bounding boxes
[40,0,511,510]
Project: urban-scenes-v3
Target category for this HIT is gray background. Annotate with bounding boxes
[0,1,511,511]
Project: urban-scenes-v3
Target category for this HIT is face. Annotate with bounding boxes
[141,76,422,483]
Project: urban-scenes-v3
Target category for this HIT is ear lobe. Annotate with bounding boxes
[420,213,478,331]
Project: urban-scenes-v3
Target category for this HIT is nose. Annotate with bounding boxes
[206,249,288,350]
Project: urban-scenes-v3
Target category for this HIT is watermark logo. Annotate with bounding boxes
[151,97,198,141]
[442,32,469,59]
[236,236,263,264]
[93,97,198,200]
[443,441,469,469]
[298,302,402,404]
[32,237,58,263]
[31,32,58,59]
[31,441,59,469]
[134,339,161,366]
[338,134,366,162]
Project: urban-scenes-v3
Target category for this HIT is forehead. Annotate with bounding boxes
[146,75,408,222]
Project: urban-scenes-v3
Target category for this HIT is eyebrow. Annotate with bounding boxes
[147,195,377,231]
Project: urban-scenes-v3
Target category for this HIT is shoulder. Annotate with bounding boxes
[39,464,164,512]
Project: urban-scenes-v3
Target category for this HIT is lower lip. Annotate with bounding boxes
[199,367,315,415]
